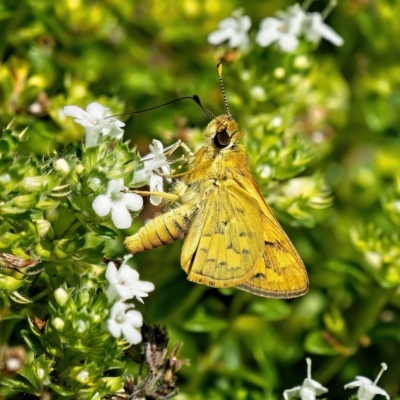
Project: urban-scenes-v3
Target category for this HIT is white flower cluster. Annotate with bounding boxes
[208,4,343,53]
[63,103,171,230]
[283,359,390,400]
[63,103,125,147]
[105,255,155,345]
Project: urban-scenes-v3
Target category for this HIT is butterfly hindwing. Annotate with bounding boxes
[235,173,309,298]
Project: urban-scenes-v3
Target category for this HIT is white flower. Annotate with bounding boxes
[208,9,251,50]
[283,358,328,400]
[107,301,143,345]
[303,12,344,46]
[256,4,305,52]
[344,363,389,400]
[92,178,143,229]
[106,254,155,303]
[131,139,170,206]
[6,358,22,372]
[256,4,343,52]
[63,102,125,147]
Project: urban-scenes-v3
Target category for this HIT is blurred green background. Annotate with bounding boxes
[1,0,400,398]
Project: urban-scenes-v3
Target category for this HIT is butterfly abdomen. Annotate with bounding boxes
[125,205,194,254]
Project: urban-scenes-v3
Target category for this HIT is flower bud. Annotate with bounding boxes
[274,67,285,79]
[75,164,84,174]
[75,320,87,333]
[54,159,71,175]
[36,367,45,380]
[54,287,69,306]
[52,317,65,332]
[76,370,90,383]
[250,86,266,102]
[88,177,102,191]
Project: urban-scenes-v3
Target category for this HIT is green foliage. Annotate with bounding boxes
[1,0,400,399]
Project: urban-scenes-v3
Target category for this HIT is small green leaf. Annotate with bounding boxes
[0,377,40,395]
[304,330,339,356]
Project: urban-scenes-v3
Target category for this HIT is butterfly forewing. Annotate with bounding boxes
[181,179,264,287]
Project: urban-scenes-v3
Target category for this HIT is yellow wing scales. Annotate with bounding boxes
[235,173,308,298]
[181,180,264,287]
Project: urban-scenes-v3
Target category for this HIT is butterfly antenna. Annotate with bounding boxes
[109,96,201,118]
[192,95,215,120]
[217,61,232,118]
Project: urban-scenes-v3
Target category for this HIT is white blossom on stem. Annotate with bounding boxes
[106,254,155,303]
[256,4,305,52]
[208,9,252,50]
[107,301,143,345]
[63,102,125,147]
[283,358,328,400]
[303,12,344,46]
[255,4,343,52]
[92,179,143,229]
[344,363,389,400]
[131,139,170,206]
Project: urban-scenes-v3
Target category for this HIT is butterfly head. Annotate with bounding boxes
[205,114,244,150]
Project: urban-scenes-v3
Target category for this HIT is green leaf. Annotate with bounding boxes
[304,330,339,356]
[21,329,44,353]
[183,307,228,333]
[47,383,75,396]
[0,377,39,395]
[248,299,291,321]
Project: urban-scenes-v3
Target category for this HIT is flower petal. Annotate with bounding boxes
[131,281,155,294]
[229,32,247,48]
[315,20,343,46]
[283,387,301,400]
[92,194,112,217]
[63,105,89,120]
[239,15,252,31]
[132,167,152,185]
[259,17,281,31]
[219,17,238,30]
[110,202,132,229]
[74,118,94,128]
[125,309,143,327]
[106,285,119,302]
[278,33,299,52]
[118,262,140,280]
[208,28,235,45]
[105,261,118,284]
[107,178,125,194]
[115,284,135,300]
[107,319,122,338]
[359,385,390,400]
[123,193,144,211]
[149,139,164,155]
[122,325,142,345]
[86,102,108,119]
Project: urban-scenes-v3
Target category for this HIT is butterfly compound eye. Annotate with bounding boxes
[214,129,231,149]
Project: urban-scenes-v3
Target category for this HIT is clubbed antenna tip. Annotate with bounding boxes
[217,61,232,118]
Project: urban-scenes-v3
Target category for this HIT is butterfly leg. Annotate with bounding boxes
[163,139,194,158]
[125,189,180,202]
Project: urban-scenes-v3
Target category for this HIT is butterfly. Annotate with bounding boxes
[125,63,308,298]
